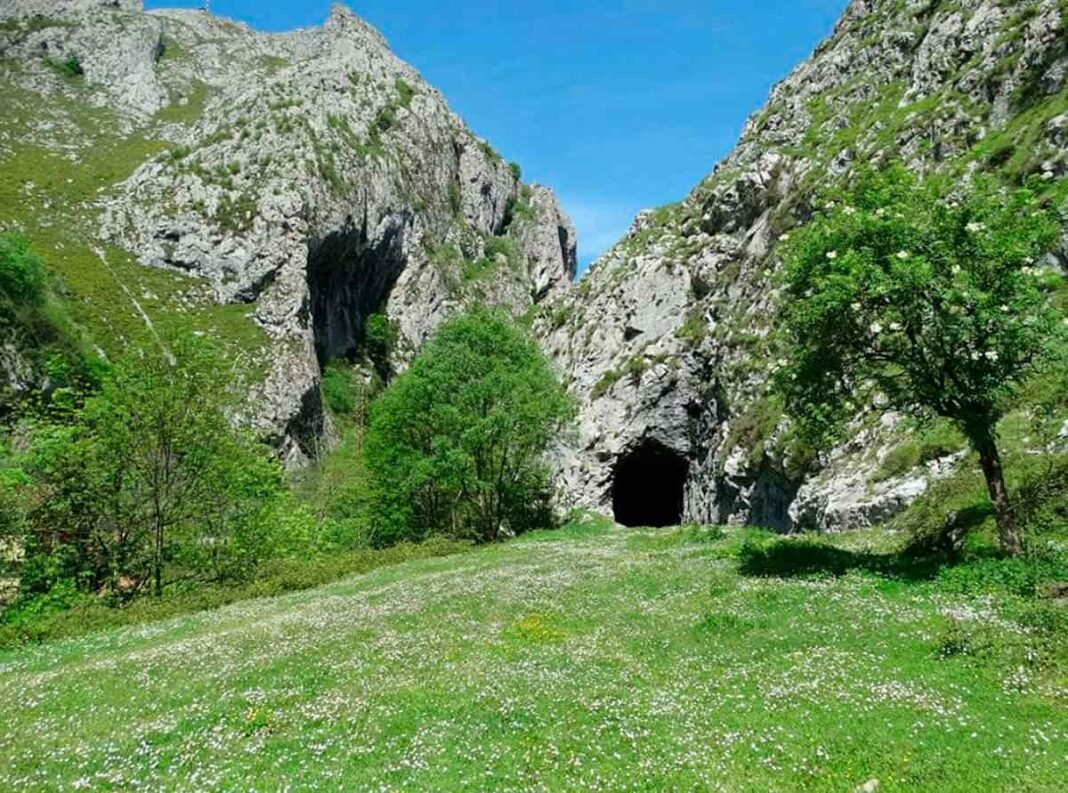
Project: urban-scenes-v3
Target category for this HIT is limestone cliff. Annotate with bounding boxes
[538,0,1068,531]
[0,0,576,462]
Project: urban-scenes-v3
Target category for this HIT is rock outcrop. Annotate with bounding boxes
[538,0,1068,530]
[0,1,575,463]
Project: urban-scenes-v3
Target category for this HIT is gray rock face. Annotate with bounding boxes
[539,0,1068,531]
[1,0,164,117]
[0,1,575,463]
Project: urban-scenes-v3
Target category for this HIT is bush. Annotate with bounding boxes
[321,360,363,418]
[365,309,573,544]
[0,233,46,307]
[45,53,83,78]
[375,104,396,132]
[363,312,397,367]
[394,77,414,108]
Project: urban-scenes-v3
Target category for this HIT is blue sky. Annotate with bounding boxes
[145,1,849,270]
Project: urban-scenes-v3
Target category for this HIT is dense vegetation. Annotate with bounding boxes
[1,243,571,643]
[777,168,1066,555]
[0,232,97,422]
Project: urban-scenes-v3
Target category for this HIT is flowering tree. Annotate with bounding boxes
[776,168,1065,555]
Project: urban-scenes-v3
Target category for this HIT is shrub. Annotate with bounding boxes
[375,104,396,132]
[365,309,573,544]
[363,312,397,366]
[0,233,46,307]
[320,360,363,418]
[394,77,414,108]
[45,53,83,78]
[447,182,462,217]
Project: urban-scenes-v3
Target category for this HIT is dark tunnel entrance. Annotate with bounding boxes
[612,440,690,528]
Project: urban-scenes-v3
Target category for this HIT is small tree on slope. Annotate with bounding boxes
[775,168,1065,555]
[365,309,573,545]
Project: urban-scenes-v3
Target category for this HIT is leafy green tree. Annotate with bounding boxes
[363,312,397,369]
[19,334,289,598]
[365,309,572,544]
[776,168,1064,555]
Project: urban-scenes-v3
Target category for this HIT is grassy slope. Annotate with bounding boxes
[0,522,1063,791]
[0,64,266,365]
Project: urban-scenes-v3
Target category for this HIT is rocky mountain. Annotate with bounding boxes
[3,0,1066,534]
[537,0,1068,531]
[0,0,576,463]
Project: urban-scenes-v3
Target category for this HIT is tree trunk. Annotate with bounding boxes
[153,513,164,597]
[972,426,1021,556]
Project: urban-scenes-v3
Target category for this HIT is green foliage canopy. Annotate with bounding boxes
[0,233,46,307]
[776,167,1065,553]
[777,168,1063,444]
[365,309,573,545]
[13,334,293,599]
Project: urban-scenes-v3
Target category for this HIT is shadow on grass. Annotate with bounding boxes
[738,538,947,581]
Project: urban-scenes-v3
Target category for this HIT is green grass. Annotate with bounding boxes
[0,76,267,367]
[155,80,211,126]
[0,538,472,648]
[0,521,1063,790]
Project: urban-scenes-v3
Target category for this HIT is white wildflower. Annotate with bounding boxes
[999,305,1010,313]
[966,222,985,233]
[780,233,791,241]
[951,265,962,275]
[876,208,887,217]
[970,351,981,361]
[851,302,862,311]
[843,206,856,215]
[826,251,838,260]
[889,321,902,331]
[870,322,883,334]
[985,350,999,361]
[896,251,910,260]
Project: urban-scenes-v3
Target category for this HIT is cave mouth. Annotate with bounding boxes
[612,439,689,528]
[306,216,408,365]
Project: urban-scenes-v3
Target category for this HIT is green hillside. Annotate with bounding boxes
[1,519,1064,791]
